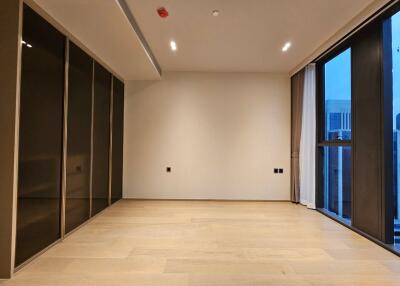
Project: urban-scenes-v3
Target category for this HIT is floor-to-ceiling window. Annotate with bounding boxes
[315,2,400,255]
[384,9,400,249]
[320,49,352,222]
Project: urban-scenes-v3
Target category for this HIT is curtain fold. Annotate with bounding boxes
[299,64,316,209]
[290,69,305,203]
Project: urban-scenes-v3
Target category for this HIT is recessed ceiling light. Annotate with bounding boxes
[170,40,177,51]
[212,10,220,16]
[282,42,291,52]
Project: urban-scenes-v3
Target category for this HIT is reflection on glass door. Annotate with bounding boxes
[111,78,124,204]
[92,63,111,215]
[65,42,92,234]
[16,5,65,266]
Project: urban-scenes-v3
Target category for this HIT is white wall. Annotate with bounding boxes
[124,72,291,200]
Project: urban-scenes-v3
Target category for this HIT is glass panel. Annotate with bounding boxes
[111,78,124,203]
[394,11,400,249]
[92,63,111,215]
[16,5,65,266]
[65,42,92,234]
[322,146,352,221]
[324,49,352,141]
[384,10,400,248]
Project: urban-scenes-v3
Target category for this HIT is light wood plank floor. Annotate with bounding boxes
[3,200,400,286]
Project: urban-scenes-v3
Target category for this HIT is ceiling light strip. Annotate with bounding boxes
[116,0,162,76]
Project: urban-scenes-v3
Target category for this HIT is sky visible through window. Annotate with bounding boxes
[323,49,351,219]
[324,48,351,141]
[324,49,351,102]
[322,10,400,243]
[391,11,400,246]
[393,11,400,130]
[324,9,400,130]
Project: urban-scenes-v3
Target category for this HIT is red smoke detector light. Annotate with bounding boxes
[157,7,169,18]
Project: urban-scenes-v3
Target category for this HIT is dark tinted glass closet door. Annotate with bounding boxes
[111,78,124,203]
[16,5,65,266]
[92,63,111,215]
[65,42,93,234]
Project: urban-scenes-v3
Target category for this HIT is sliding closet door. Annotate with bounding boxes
[16,5,65,266]
[92,63,111,215]
[111,78,124,203]
[65,42,93,234]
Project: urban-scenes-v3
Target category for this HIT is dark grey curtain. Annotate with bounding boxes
[291,69,305,203]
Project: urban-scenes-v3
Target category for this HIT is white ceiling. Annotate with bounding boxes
[31,0,161,80]
[31,0,378,78]
[126,0,375,73]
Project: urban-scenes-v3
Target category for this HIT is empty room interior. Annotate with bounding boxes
[3,0,400,285]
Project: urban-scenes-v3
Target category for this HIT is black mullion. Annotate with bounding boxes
[316,62,324,208]
[382,17,394,244]
[318,141,352,147]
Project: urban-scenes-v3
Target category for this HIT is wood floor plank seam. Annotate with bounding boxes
[2,200,400,286]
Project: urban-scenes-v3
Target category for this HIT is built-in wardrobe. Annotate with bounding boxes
[16,5,124,267]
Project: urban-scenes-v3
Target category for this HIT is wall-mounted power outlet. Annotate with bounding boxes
[166,167,172,173]
[274,168,284,174]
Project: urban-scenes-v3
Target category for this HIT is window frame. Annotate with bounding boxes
[317,46,353,146]
[316,46,354,214]
[314,1,400,255]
